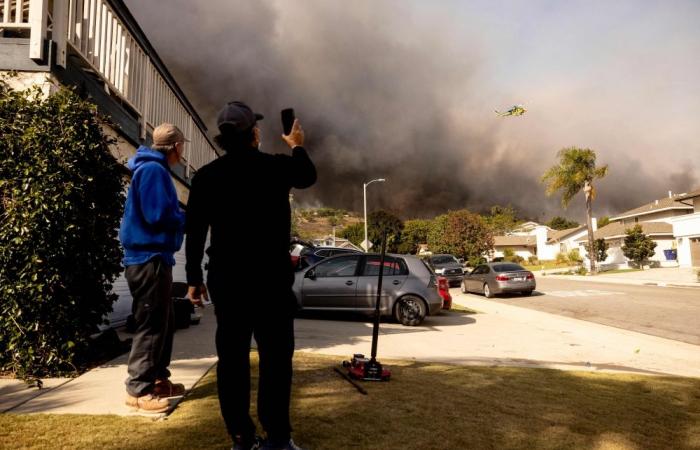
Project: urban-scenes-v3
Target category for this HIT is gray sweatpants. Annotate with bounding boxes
[124,257,174,397]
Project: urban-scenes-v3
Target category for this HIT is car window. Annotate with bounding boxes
[315,249,331,257]
[430,255,458,265]
[314,255,360,278]
[362,256,409,276]
[493,264,526,272]
[300,247,314,256]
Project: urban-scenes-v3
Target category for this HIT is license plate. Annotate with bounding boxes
[513,277,525,282]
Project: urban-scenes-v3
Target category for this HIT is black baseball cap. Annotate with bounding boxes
[216,101,264,133]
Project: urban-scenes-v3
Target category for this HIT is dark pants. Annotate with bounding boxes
[124,257,174,397]
[208,274,296,442]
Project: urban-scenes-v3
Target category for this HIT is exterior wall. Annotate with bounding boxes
[534,226,549,260]
[1,70,53,97]
[618,209,691,226]
[545,229,589,261]
[670,212,700,268]
[492,246,535,260]
[580,236,675,268]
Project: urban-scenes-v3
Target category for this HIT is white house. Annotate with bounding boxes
[576,191,698,269]
[491,222,591,262]
[669,190,700,268]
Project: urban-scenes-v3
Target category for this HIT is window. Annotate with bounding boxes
[493,264,525,272]
[314,256,360,278]
[362,256,409,276]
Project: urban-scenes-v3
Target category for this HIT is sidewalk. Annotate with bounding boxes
[1,307,217,417]
[538,266,700,289]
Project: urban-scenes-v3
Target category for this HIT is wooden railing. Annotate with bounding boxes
[1,0,217,176]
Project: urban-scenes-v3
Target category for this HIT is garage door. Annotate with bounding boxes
[691,238,700,268]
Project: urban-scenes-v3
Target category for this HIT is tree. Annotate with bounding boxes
[485,205,521,234]
[597,216,611,228]
[339,223,364,247]
[427,210,494,261]
[547,216,579,230]
[397,219,431,254]
[0,81,126,379]
[622,225,657,269]
[584,238,609,263]
[368,210,404,253]
[542,147,608,273]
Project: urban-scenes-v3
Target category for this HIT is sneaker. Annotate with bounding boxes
[153,379,186,397]
[125,393,169,413]
[232,435,262,450]
[261,439,305,450]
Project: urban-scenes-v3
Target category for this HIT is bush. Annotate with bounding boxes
[527,256,539,265]
[0,80,126,380]
[503,248,515,258]
[468,256,487,267]
[567,249,583,263]
[575,266,588,276]
[555,252,569,265]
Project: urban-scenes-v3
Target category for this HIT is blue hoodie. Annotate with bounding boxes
[119,146,185,266]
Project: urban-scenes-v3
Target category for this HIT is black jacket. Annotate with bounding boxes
[185,145,316,287]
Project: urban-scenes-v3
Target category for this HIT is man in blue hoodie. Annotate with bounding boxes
[119,123,187,413]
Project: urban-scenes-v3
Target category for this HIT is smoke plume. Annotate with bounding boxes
[124,0,699,221]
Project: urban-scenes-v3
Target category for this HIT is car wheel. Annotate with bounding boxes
[460,280,468,294]
[394,295,427,326]
[483,283,494,298]
[522,290,533,296]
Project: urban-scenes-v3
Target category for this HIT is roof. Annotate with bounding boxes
[611,196,693,221]
[575,221,673,242]
[493,235,537,247]
[677,189,700,201]
[546,226,586,244]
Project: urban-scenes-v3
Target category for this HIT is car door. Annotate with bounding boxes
[355,255,409,310]
[467,265,486,291]
[301,255,361,308]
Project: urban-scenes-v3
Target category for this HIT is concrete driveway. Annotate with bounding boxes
[294,292,700,378]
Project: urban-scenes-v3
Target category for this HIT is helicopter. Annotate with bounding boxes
[495,104,526,117]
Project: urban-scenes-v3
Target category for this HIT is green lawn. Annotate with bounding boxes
[523,261,574,272]
[2,352,699,449]
[599,269,643,275]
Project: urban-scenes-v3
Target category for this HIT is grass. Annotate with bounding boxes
[523,261,574,272]
[448,303,477,314]
[2,352,700,449]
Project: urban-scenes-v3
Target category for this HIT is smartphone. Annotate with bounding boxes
[281,108,295,135]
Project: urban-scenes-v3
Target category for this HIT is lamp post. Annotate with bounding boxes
[363,178,386,252]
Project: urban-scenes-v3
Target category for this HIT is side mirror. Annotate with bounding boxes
[305,269,316,280]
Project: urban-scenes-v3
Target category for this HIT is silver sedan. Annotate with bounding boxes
[293,253,443,326]
[461,262,536,298]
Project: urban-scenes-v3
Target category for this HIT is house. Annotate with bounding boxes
[491,222,592,262]
[576,191,698,269]
[669,190,700,268]
[1,0,217,326]
[312,236,363,252]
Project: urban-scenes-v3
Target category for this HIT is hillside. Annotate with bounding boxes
[293,208,362,241]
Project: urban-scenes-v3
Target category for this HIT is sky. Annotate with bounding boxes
[124,0,700,222]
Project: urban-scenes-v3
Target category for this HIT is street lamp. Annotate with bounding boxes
[363,178,386,252]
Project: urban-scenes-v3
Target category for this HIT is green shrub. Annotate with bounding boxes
[527,256,539,265]
[0,80,126,380]
[575,266,588,276]
[503,248,515,258]
[555,252,569,264]
[567,248,583,263]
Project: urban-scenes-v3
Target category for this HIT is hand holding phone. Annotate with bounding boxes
[281,108,295,135]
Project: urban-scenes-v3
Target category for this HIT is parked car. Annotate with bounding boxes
[461,262,535,298]
[290,240,362,270]
[426,254,465,287]
[292,253,443,326]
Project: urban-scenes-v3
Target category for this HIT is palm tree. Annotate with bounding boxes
[542,147,608,273]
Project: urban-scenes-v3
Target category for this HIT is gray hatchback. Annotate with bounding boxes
[293,253,443,326]
[461,262,536,298]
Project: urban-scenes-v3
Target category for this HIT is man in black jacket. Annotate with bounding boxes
[186,101,316,450]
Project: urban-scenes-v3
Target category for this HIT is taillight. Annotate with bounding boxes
[437,276,449,291]
[526,272,535,280]
[495,275,509,281]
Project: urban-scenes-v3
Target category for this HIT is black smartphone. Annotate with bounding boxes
[281,108,295,135]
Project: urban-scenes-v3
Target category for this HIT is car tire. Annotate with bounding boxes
[394,295,427,326]
[483,283,494,298]
[461,280,468,294]
[522,290,534,296]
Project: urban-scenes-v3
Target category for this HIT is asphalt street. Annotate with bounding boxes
[455,277,700,345]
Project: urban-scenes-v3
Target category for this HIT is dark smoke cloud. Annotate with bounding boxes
[124,0,699,222]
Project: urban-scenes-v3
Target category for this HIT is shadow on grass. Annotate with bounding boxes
[3,353,699,450]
